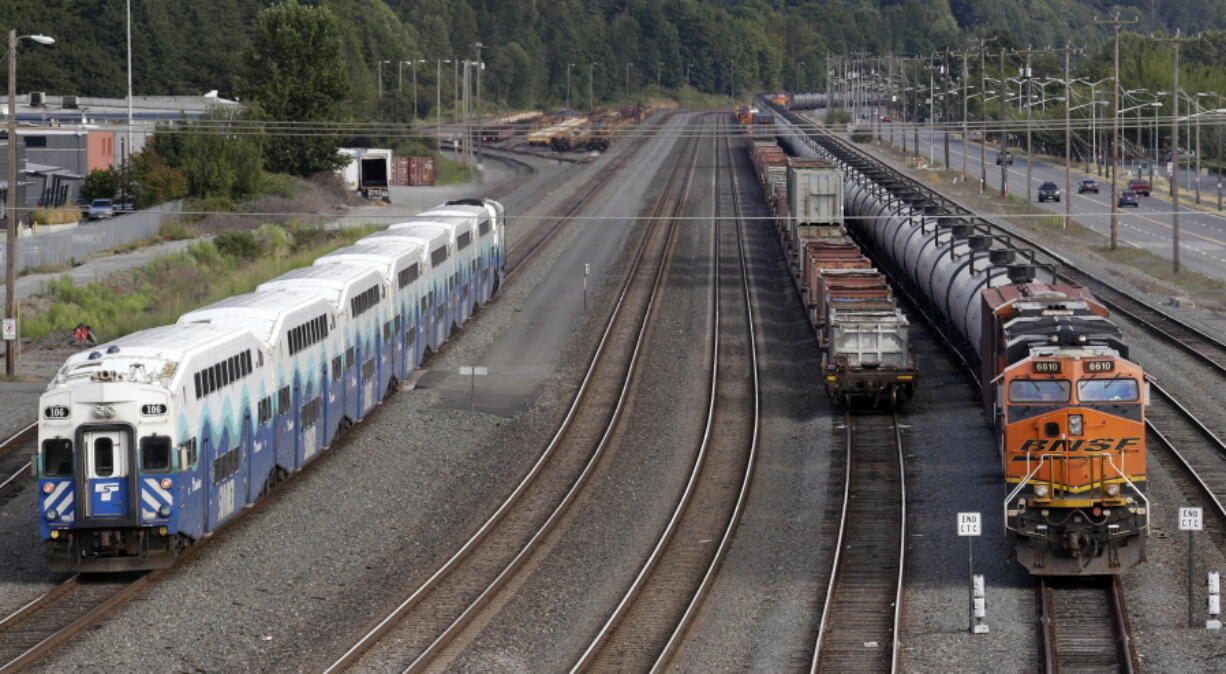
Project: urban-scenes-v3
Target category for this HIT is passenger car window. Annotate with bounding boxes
[95,438,115,476]
[1077,379,1139,402]
[43,439,73,477]
[141,436,172,472]
[1009,379,1071,403]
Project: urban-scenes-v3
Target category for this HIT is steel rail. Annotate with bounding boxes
[0,422,37,500]
[325,116,705,674]
[573,119,763,672]
[811,410,906,674]
[644,115,766,674]
[503,114,671,281]
[1037,576,1138,673]
[1146,382,1226,522]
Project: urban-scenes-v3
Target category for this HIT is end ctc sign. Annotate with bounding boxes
[958,512,982,537]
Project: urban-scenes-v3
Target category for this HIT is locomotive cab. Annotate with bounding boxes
[1001,354,1148,575]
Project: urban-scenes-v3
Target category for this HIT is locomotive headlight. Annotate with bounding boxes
[1034,484,1050,498]
[45,509,58,521]
[160,478,172,490]
[42,482,55,494]
[158,505,171,518]
[1068,414,1084,436]
[92,404,115,419]
[1106,484,1121,497]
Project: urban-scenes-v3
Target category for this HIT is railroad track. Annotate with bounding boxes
[0,423,36,501]
[1037,576,1139,673]
[503,113,672,280]
[0,573,148,672]
[811,410,907,674]
[572,119,762,673]
[1146,381,1226,522]
[325,115,705,673]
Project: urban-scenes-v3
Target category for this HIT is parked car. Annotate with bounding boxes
[1126,178,1151,197]
[86,198,114,221]
[1037,182,1061,202]
[1077,178,1100,194]
[1118,190,1139,208]
[995,152,1014,165]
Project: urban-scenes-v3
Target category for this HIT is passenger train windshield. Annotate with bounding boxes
[1077,378,1140,402]
[1008,379,1070,403]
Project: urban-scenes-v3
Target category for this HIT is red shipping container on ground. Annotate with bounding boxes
[408,156,436,186]
[392,157,411,185]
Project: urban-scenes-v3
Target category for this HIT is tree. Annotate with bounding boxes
[80,168,120,202]
[154,106,264,200]
[239,0,351,177]
[127,149,188,208]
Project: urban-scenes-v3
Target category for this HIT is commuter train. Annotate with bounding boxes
[737,108,917,407]
[764,97,1148,575]
[35,199,504,572]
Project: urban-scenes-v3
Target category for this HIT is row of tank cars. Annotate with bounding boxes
[736,104,917,408]
[35,199,505,572]
[753,95,1150,576]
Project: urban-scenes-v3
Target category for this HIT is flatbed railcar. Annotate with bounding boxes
[736,108,916,407]
[763,96,1149,575]
[35,200,504,572]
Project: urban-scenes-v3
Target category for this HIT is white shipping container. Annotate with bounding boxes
[788,160,843,226]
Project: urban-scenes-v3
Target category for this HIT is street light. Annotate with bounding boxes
[437,58,451,130]
[6,30,55,376]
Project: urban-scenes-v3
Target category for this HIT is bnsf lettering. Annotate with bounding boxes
[1016,437,1143,453]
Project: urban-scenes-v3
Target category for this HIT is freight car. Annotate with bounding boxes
[764,97,1148,575]
[738,109,916,407]
[35,200,505,572]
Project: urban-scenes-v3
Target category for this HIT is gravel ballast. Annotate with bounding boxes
[31,117,683,672]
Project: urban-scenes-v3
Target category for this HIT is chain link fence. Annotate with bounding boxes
[0,200,185,276]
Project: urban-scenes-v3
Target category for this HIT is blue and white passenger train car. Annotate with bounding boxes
[313,239,427,385]
[34,199,504,571]
[38,323,269,571]
[257,264,388,424]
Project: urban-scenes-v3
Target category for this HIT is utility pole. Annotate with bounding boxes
[1097,13,1138,249]
[1054,44,1079,229]
[566,62,574,109]
[625,62,632,99]
[474,42,483,168]
[1015,46,1046,203]
[1153,29,1199,273]
[589,62,595,113]
[971,36,996,193]
[377,59,390,99]
[5,30,17,376]
[999,47,1009,198]
[958,48,971,178]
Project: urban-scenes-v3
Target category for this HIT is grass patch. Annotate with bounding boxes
[21,223,380,343]
[436,155,471,185]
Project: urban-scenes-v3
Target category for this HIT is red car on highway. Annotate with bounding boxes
[1127,178,1151,197]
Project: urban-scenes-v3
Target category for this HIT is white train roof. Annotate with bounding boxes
[178,288,334,346]
[381,222,453,248]
[256,262,383,309]
[53,322,253,387]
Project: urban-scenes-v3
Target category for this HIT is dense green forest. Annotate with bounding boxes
[5,0,1226,119]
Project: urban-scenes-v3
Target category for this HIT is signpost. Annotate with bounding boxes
[1181,506,1203,627]
[583,263,591,312]
[1,318,14,341]
[459,366,488,412]
[958,512,986,633]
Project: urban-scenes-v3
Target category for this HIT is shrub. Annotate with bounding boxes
[158,219,191,241]
[258,171,303,199]
[32,208,81,225]
[80,168,120,202]
[186,240,224,268]
[214,230,264,261]
[255,223,294,259]
[851,130,874,144]
[826,110,852,128]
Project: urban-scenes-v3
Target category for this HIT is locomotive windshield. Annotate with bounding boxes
[1008,379,1070,403]
[1077,378,1139,402]
[42,439,73,476]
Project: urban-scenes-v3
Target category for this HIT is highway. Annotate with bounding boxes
[821,114,1226,281]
